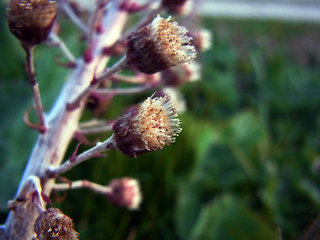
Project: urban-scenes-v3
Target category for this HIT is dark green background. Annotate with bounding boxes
[1,3,320,239]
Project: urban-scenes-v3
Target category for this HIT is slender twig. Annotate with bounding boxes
[77,122,114,135]
[46,135,115,177]
[111,73,145,84]
[88,0,111,45]
[60,0,89,35]
[48,32,77,63]
[67,56,128,110]
[53,180,111,194]
[78,119,108,128]
[24,46,47,133]
[92,85,153,96]
[121,7,162,41]
[112,72,161,84]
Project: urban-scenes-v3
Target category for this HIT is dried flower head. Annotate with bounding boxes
[113,95,182,157]
[126,15,197,74]
[34,208,79,240]
[6,0,57,47]
[107,178,142,210]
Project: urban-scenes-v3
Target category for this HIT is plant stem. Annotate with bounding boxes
[53,180,111,194]
[77,122,114,135]
[24,46,47,133]
[46,135,115,177]
[67,56,128,110]
[60,0,89,35]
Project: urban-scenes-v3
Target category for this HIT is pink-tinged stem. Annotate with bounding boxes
[67,56,128,110]
[24,46,47,134]
[91,84,153,96]
[77,121,114,135]
[53,180,111,194]
[46,135,115,177]
[60,0,89,35]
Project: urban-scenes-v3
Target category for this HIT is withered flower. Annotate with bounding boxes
[34,208,78,240]
[126,15,197,74]
[113,95,182,157]
[6,0,57,47]
[107,178,142,210]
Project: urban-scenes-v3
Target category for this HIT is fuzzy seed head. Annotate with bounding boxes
[113,95,182,157]
[107,178,142,210]
[34,208,79,240]
[6,0,56,46]
[133,96,181,149]
[126,15,197,74]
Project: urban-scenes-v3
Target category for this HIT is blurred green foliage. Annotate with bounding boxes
[1,3,320,239]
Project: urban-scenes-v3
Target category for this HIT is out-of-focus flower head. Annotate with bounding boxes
[126,15,197,74]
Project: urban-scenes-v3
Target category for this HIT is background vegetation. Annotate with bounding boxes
[0,3,320,239]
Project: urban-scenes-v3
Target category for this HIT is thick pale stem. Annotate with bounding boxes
[24,46,47,133]
[46,135,115,177]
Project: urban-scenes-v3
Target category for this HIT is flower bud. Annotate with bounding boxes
[126,15,197,74]
[6,0,57,47]
[161,62,201,86]
[113,95,182,157]
[189,29,213,52]
[34,208,78,240]
[107,178,142,210]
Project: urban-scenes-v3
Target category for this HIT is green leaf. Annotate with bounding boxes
[189,195,277,240]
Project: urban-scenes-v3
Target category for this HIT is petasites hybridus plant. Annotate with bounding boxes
[0,0,211,239]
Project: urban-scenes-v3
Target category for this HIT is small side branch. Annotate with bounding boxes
[46,135,116,177]
[77,121,114,135]
[48,33,77,64]
[67,56,128,110]
[24,46,47,133]
[92,85,153,96]
[53,180,111,194]
[60,0,89,35]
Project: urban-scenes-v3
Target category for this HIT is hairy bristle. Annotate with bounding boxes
[133,96,182,151]
[150,16,197,65]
